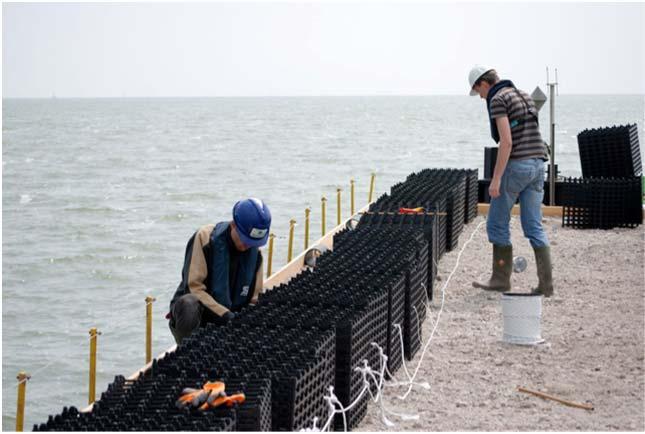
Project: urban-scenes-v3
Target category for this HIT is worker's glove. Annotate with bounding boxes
[211,310,235,326]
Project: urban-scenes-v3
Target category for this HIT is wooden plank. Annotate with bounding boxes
[479,203,645,218]
[478,203,563,217]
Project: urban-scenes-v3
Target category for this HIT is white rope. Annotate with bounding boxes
[394,220,485,400]
[304,344,394,432]
[302,219,485,430]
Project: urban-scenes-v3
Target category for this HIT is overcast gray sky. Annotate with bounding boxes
[3,2,644,97]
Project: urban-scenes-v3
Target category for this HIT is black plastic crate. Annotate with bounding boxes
[561,176,642,229]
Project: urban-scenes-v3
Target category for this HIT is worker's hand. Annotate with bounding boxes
[489,177,501,199]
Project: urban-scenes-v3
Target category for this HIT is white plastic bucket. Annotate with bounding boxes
[501,293,544,345]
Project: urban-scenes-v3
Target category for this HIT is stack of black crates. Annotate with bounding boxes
[564,123,643,229]
[36,167,480,432]
[578,124,642,178]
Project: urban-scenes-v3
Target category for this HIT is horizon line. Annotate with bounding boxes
[4,92,645,99]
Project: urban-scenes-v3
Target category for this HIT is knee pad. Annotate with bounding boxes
[172,294,202,332]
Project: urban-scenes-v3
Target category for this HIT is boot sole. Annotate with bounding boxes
[472,282,510,292]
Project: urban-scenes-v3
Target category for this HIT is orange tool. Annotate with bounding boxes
[398,207,425,214]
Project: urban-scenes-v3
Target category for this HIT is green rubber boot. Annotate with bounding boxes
[473,244,512,292]
[531,245,553,297]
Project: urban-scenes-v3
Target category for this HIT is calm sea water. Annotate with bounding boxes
[2,95,643,429]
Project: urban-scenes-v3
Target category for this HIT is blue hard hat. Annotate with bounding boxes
[232,198,272,247]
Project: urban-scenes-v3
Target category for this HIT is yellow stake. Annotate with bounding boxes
[16,371,29,432]
[321,196,327,236]
[350,178,355,216]
[368,172,376,203]
[89,327,99,405]
[145,296,156,364]
[267,233,275,277]
[336,188,342,225]
[287,219,296,262]
[304,208,311,250]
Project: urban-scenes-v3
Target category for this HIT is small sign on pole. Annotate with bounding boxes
[531,86,547,112]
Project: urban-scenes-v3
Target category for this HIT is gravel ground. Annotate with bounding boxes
[357,215,644,432]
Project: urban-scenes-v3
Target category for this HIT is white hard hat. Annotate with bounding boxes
[468,65,493,96]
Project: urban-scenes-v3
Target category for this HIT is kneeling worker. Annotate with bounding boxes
[168,198,271,344]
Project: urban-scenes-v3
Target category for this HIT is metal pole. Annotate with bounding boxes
[321,196,327,236]
[350,178,355,216]
[287,219,296,262]
[549,82,556,206]
[336,188,342,226]
[88,327,99,405]
[16,371,29,431]
[368,173,376,203]
[145,296,155,364]
[267,233,275,277]
[304,208,310,250]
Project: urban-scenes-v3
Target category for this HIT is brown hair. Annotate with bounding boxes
[475,69,499,86]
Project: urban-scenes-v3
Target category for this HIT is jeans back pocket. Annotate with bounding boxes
[506,165,536,194]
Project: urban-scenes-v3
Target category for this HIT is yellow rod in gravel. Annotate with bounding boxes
[350,178,355,216]
[287,219,296,262]
[336,188,342,225]
[267,233,275,277]
[145,296,156,364]
[321,196,327,236]
[16,371,29,431]
[88,327,99,405]
[304,208,311,250]
[368,172,376,203]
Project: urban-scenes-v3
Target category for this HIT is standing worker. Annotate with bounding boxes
[468,65,553,297]
[168,198,271,343]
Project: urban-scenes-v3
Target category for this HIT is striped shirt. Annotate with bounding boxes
[490,87,549,161]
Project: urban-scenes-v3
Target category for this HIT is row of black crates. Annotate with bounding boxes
[34,374,268,432]
[36,167,478,432]
[35,229,427,432]
[578,124,642,178]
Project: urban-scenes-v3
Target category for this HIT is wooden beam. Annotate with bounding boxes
[477,203,563,217]
[478,203,645,219]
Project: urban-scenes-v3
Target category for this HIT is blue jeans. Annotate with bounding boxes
[487,158,550,248]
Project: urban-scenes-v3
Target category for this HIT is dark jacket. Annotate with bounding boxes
[170,222,263,317]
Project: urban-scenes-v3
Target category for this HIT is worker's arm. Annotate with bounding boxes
[185,225,231,317]
[490,116,513,198]
[250,252,264,305]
